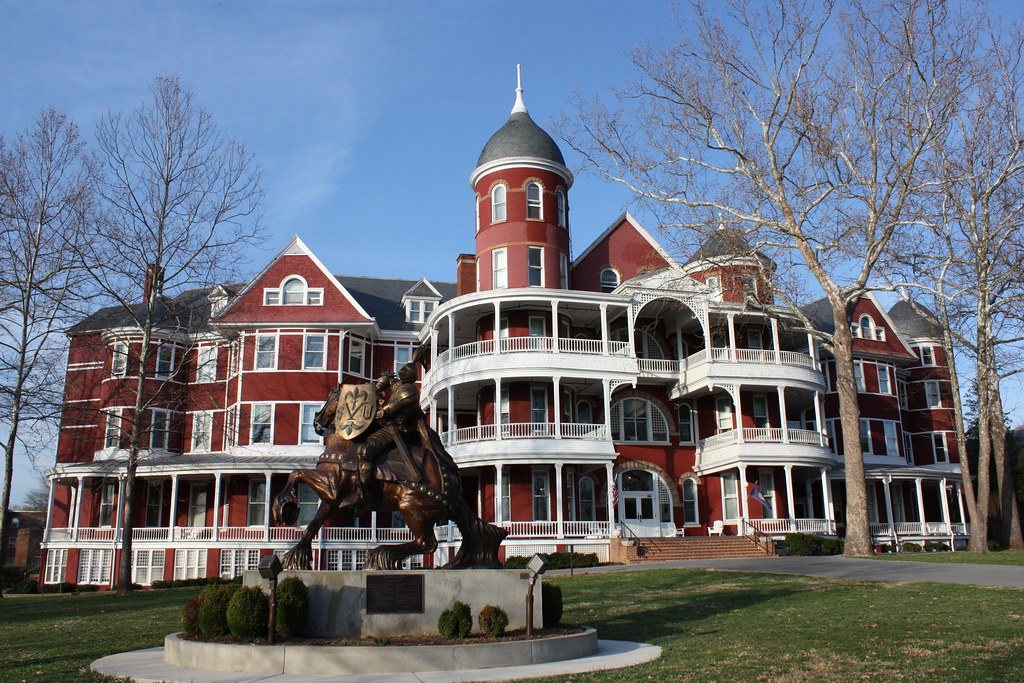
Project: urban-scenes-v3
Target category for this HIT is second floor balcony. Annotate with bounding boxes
[696,427,835,472]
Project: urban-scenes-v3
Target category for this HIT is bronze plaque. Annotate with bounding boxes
[366,574,424,614]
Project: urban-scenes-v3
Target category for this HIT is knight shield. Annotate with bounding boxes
[334,383,378,440]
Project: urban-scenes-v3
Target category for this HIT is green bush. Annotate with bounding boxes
[39,581,75,594]
[783,533,842,556]
[437,600,473,638]
[181,597,203,635]
[75,584,98,592]
[197,584,237,637]
[479,605,509,637]
[547,552,600,569]
[503,555,529,569]
[902,542,922,553]
[227,586,269,640]
[988,539,1001,552]
[7,579,38,594]
[542,581,563,627]
[924,541,950,552]
[2,565,28,581]
[275,577,309,637]
[152,576,232,590]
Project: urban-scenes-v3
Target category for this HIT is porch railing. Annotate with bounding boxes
[744,518,832,535]
[436,336,630,365]
[442,422,609,447]
[698,427,828,451]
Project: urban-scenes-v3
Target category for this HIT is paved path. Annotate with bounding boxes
[550,555,1024,587]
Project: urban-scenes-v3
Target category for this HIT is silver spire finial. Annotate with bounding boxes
[512,64,528,115]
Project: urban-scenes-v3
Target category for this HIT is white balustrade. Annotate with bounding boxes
[133,527,172,542]
[218,527,267,542]
[445,422,608,446]
[501,521,559,537]
[699,428,826,451]
[321,527,373,542]
[745,518,830,535]
[45,528,73,542]
[78,527,117,541]
[268,527,305,542]
[376,528,414,542]
[562,521,611,537]
[638,358,681,375]
[173,526,213,541]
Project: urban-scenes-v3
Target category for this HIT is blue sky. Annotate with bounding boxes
[4,1,1023,500]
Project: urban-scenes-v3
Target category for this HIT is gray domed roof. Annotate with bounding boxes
[477,111,566,168]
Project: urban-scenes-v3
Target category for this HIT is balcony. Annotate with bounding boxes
[439,421,616,466]
[441,422,609,447]
[670,347,823,398]
[696,428,835,471]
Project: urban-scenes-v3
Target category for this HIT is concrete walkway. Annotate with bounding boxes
[549,555,1024,588]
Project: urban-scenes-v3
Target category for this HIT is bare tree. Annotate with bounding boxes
[562,0,974,555]
[0,110,93,596]
[80,76,263,594]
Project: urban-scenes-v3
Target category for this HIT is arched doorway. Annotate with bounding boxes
[617,468,674,536]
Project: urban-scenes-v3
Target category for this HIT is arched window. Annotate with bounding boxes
[283,278,304,305]
[556,189,567,228]
[526,182,543,220]
[264,276,322,306]
[610,398,669,442]
[600,268,619,292]
[577,400,593,424]
[491,185,507,223]
[682,478,699,525]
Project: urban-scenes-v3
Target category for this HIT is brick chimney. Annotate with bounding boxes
[144,264,165,303]
[456,254,477,296]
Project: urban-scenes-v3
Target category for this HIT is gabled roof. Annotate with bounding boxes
[336,275,456,332]
[888,300,943,339]
[401,278,444,301]
[572,212,677,268]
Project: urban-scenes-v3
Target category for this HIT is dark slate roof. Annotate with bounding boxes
[888,300,943,338]
[403,280,442,299]
[335,275,457,331]
[799,297,836,335]
[68,285,233,335]
[685,228,757,265]
[477,111,566,167]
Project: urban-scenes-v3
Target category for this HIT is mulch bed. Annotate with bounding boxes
[181,625,583,647]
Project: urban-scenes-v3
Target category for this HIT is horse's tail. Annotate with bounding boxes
[442,497,509,569]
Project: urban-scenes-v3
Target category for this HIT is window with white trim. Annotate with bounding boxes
[111,341,128,377]
[250,404,272,444]
[491,184,507,223]
[98,482,115,527]
[678,404,694,443]
[156,344,175,378]
[348,339,365,376]
[225,406,238,448]
[173,549,206,580]
[220,549,260,579]
[854,361,866,392]
[394,345,412,373]
[188,483,207,527]
[610,398,669,442]
[303,334,325,369]
[920,345,936,366]
[752,394,769,429]
[578,476,595,520]
[883,421,899,456]
[706,275,722,301]
[559,253,568,289]
[500,468,511,522]
[746,326,763,350]
[600,268,619,293]
[866,484,879,523]
[933,432,948,462]
[758,471,777,519]
[716,398,734,432]
[196,346,217,383]
[528,315,546,338]
[247,479,266,526]
[300,404,322,445]
[577,400,593,424]
[532,470,550,521]
[924,381,942,408]
[530,387,548,426]
[528,246,543,286]
[264,276,323,306]
[151,409,171,450]
[904,432,915,464]
[722,471,740,520]
[859,419,871,453]
[500,387,510,426]
[492,248,507,289]
[192,412,213,452]
[104,409,122,449]
[877,365,891,394]
[297,484,319,526]
[255,334,276,369]
[132,549,165,585]
[682,478,699,525]
[145,482,163,527]
[406,299,436,323]
[556,189,566,227]
[898,379,909,409]
[526,182,542,220]
[78,548,112,584]
[44,548,67,584]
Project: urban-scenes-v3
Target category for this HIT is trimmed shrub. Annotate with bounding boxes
[40,581,75,594]
[503,555,529,569]
[547,552,600,569]
[924,541,950,552]
[783,533,842,556]
[275,577,309,637]
[902,542,922,553]
[988,539,1001,552]
[438,600,473,638]
[181,597,203,635]
[479,605,509,637]
[542,581,563,627]
[8,579,38,594]
[75,584,98,592]
[197,584,237,637]
[227,586,269,639]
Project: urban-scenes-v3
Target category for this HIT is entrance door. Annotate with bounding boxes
[620,470,656,523]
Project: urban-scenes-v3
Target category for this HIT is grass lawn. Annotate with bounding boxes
[870,549,1024,566]
[3,570,1023,682]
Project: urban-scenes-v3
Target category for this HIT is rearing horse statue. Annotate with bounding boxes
[272,361,507,570]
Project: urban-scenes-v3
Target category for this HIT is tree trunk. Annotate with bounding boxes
[991,386,1024,549]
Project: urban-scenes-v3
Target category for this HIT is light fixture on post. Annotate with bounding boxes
[258,555,283,644]
[525,553,549,636]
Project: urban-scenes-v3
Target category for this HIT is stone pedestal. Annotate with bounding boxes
[243,569,542,639]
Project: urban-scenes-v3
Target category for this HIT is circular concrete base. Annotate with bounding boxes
[92,637,661,683]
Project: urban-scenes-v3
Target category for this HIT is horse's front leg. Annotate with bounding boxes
[282,500,338,570]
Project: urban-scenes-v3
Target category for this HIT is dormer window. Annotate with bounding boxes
[600,268,620,293]
[491,185,507,223]
[263,276,323,306]
[853,314,885,341]
[406,299,436,323]
[526,182,543,220]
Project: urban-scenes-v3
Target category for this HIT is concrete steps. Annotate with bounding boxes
[610,535,775,564]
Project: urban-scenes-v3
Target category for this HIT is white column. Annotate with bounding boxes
[167,474,179,542]
[602,379,612,439]
[551,301,560,353]
[555,463,564,538]
[727,314,737,361]
[784,465,796,528]
[371,511,378,543]
[72,476,84,542]
[734,387,745,443]
[939,478,952,535]
[739,464,750,528]
[492,302,501,354]
[605,462,616,535]
[447,387,455,442]
[915,478,927,532]
[956,483,966,529]
[882,477,896,538]
[212,472,222,542]
[777,386,789,443]
[814,391,824,442]
[820,468,835,532]
[626,304,636,357]
[600,304,609,355]
[771,317,781,362]
[675,322,685,360]
[429,398,438,431]
[494,464,504,523]
[44,478,56,539]
[553,376,562,438]
[494,379,503,441]
[449,312,457,355]
[262,472,272,541]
